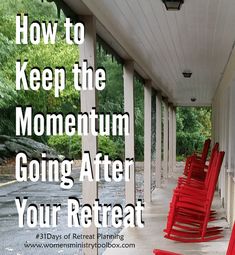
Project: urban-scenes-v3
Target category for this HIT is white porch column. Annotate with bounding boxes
[123,61,135,204]
[155,92,162,188]
[172,107,177,172]
[80,15,98,255]
[168,104,173,176]
[163,99,169,179]
[144,81,152,203]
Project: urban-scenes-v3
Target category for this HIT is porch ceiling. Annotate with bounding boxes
[64,0,235,106]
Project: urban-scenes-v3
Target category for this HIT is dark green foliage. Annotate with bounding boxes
[0,0,78,138]
[96,47,125,160]
[176,131,205,157]
[0,77,17,135]
[134,78,144,161]
[98,136,124,160]
[97,47,123,114]
[176,107,212,159]
[151,93,156,160]
[48,135,82,158]
[48,135,123,160]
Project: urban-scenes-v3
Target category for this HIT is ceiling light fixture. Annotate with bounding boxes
[191,97,197,102]
[182,71,192,78]
[162,0,184,11]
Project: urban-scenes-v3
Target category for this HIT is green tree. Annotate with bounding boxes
[0,0,78,139]
[176,107,212,159]
[134,78,144,161]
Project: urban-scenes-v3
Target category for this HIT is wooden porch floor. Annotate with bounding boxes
[104,167,231,255]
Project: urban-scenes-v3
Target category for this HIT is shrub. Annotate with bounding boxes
[48,135,81,158]
[176,131,205,158]
[48,135,124,160]
[98,136,124,160]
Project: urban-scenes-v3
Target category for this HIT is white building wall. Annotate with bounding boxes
[212,47,235,226]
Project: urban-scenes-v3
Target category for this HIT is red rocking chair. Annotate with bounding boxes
[164,151,225,242]
[153,222,235,255]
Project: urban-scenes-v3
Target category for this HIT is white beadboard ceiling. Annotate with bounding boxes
[64,0,235,106]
